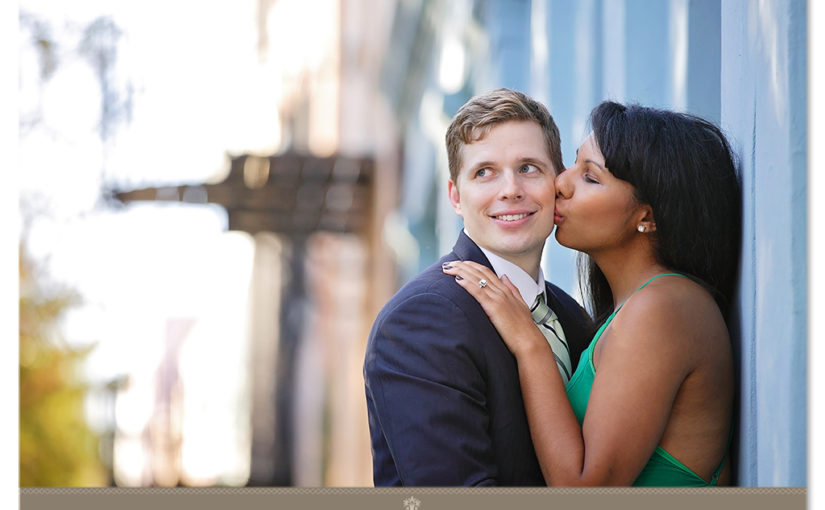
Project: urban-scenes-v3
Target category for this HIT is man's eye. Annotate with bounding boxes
[520,164,538,173]
[475,168,490,177]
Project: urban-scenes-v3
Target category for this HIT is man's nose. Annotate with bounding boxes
[499,170,524,199]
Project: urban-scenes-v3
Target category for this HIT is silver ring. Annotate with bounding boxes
[478,279,488,288]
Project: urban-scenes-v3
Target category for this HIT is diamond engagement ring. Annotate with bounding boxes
[478,279,488,288]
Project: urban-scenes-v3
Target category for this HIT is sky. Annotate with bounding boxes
[17,1,252,373]
[12,0,288,488]
[12,0,347,488]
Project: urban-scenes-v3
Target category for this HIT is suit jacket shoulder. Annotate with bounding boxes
[363,231,544,486]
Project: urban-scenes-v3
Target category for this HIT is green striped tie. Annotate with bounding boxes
[530,293,572,384]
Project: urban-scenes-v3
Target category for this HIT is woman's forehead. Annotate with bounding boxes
[576,133,602,159]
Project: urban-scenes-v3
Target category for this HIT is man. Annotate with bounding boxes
[363,89,591,486]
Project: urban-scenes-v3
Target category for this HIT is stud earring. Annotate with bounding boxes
[637,225,646,233]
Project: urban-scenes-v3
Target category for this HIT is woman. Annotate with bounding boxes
[442,101,741,486]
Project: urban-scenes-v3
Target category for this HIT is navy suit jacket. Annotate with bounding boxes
[363,231,592,486]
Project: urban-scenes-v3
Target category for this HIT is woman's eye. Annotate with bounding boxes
[584,174,599,184]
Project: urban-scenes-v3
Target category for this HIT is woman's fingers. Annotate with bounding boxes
[442,261,499,292]
[442,260,495,282]
[441,260,541,357]
[499,275,524,302]
[442,261,522,299]
[441,261,520,310]
[442,261,495,298]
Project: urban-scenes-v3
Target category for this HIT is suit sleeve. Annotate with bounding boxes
[364,292,497,486]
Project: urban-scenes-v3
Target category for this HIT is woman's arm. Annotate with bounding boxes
[442,261,695,486]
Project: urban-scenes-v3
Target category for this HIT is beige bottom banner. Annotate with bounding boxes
[20,487,806,510]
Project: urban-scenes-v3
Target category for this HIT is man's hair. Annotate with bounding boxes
[445,88,563,184]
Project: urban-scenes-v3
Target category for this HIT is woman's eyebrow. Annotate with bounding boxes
[584,158,606,171]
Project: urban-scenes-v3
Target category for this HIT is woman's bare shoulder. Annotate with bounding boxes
[605,275,727,365]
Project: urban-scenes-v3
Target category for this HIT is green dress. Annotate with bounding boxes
[565,273,729,486]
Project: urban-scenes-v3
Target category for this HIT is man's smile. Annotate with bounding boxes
[490,211,536,222]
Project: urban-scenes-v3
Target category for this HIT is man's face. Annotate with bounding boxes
[448,120,557,274]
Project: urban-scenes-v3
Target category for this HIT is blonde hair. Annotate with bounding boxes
[445,88,563,184]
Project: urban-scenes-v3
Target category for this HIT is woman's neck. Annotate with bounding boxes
[591,245,670,311]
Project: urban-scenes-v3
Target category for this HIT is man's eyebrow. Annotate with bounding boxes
[518,157,550,167]
[468,157,549,169]
[469,160,495,170]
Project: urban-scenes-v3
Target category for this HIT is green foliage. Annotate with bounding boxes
[19,243,107,487]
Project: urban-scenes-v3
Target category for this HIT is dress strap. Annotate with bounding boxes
[635,272,687,292]
[613,273,688,314]
[709,423,735,485]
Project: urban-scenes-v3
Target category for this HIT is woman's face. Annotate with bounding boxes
[553,133,646,255]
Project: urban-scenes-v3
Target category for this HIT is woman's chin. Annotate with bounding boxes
[553,230,572,248]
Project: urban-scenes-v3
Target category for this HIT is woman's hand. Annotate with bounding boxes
[441,260,549,358]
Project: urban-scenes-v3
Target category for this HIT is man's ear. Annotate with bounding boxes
[635,204,657,233]
[448,180,462,216]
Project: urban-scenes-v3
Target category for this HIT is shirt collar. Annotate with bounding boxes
[465,229,546,306]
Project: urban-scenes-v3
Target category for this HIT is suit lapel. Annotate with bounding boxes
[451,231,494,271]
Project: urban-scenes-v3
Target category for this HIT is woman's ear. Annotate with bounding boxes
[635,204,657,233]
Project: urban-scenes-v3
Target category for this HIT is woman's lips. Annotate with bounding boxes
[554,207,564,224]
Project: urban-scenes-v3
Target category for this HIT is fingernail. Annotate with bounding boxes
[455,275,463,281]
[442,263,453,269]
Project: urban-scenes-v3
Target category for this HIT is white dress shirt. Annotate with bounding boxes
[464,229,546,306]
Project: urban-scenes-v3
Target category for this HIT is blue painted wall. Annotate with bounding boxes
[480,0,532,91]
[719,0,807,487]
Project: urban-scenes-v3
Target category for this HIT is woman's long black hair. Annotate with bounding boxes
[579,101,742,326]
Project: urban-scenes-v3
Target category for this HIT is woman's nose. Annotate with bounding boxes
[555,168,572,198]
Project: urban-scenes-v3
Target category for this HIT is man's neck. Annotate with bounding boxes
[463,232,541,280]
[490,250,541,281]
[476,245,546,307]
